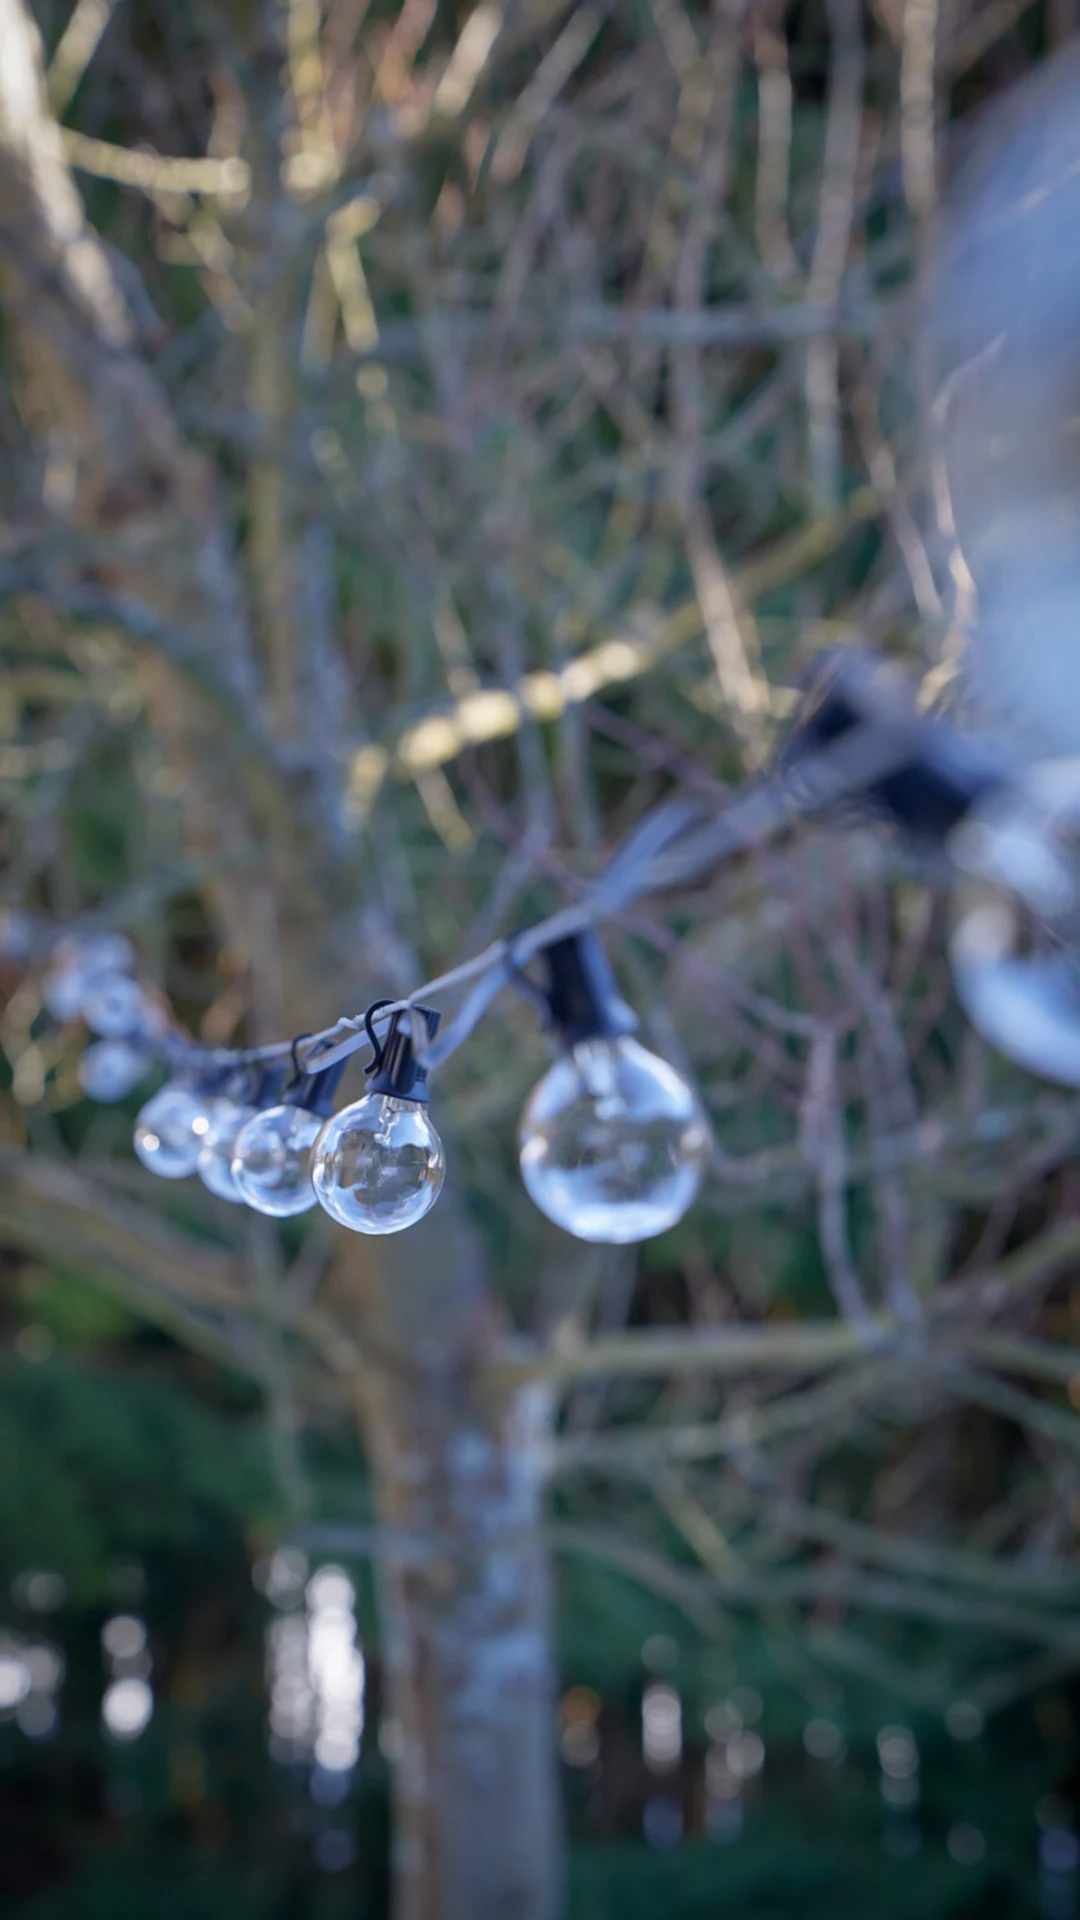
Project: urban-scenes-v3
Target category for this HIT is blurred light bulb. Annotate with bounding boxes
[68,933,135,975]
[312,1095,445,1234]
[231,1105,323,1217]
[42,963,91,1022]
[81,976,146,1038]
[43,934,137,1023]
[518,1035,711,1243]
[102,1675,153,1741]
[197,1098,257,1203]
[79,1040,148,1103]
[133,1084,211,1179]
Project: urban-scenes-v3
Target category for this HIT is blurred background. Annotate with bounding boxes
[3,0,1080,1915]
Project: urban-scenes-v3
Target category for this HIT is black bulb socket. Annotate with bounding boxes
[365,1004,441,1105]
[285,1056,347,1117]
[782,648,1008,844]
[535,931,637,1050]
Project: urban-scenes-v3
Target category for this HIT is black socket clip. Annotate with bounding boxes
[363,1002,441,1105]
[520,930,637,1050]
[284,1039,348,1117]
[779,647,1007,845]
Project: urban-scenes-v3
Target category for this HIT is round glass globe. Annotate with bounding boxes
[80,1040,148,1103]
[231,1104,322,1217]
[197,1099,257,1204]
[518,1035,712,1243]
[82,975,147,1038]
[42,963,91,1023]
[311,1095,445,1234]
[44,935,137,1023]
[68,932,135,976]
[133,1084,211,1179]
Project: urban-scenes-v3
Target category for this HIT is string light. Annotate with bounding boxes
[232,1054,347,1218]
[197,1069,282,1205]
[311,1005,445,1235]
[133,1083,213,1179]
[41,932,136,1022]
[78,1039,149,1103]
[81,975,149,1038]
[18,650,1071,1242]
[515,933,712,1244]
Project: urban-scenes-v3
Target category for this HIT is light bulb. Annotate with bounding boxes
[311,1094,445,1234]
[42,962,91,1022]
[43,934,136,1023]
[231,1105,323,1217]
[133,1084,211,1179]
[68,932,135,975]
[196,1098,258,1204]
[79,1040,148,1103]
[81,976,147,1038]
[518,1035,712,1243]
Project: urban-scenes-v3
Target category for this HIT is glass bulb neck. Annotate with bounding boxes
[285,1056,347,1116]
[364,1003,440,1104]
[535,931,637,1050]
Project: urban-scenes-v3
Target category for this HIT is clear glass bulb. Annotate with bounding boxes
[311,1095,445,1234]
[81,976,146,1038]
[42,962,91,1023]
[197,1098,257,1204]
[133,1084,211,1179]
[80,1040,147,1103]
[43,935,136,1023]
[518,1035,712,1244]
[231,1104,322,1217]
[67,932,135,975]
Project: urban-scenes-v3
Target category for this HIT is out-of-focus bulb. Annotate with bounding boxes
[81,976,146,1038]
[69,932,135,975]
[79,1040,148,1103]
[312,1095,445,1234]
[231,1105,322,1217]
[42,964,90,1022]
[197,1098,257,1203]
[518,1035,711,1243]
[43,934,137,1023]
[134,1084,211,1178]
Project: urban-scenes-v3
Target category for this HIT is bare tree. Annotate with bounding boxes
[2,3,1079,1916]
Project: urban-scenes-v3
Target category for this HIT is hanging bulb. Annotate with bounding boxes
[197,1096,257,1203]
[232,1055,347,1218]
[68,932,136,975]
[197,1066,284,1204]
[134,1083,212,1178]
[81,976,147,1038]
[43,933,137,1022]
[79,1040,149,1103]
[520,1034,711,1243]
[313,1097,445,1233]
[515,932,712,1244]
[42,962,92,1023]
[312,1005,445,1234]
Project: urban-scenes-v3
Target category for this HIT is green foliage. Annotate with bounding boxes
[0,1348,278,1602]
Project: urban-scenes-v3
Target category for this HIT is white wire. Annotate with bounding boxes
[143,708,928,1084]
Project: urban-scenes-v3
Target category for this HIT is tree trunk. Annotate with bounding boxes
[365,1370,562,1920]
[340,1203,563,1920]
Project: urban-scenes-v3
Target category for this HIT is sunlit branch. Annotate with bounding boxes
[61,129,251,201]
